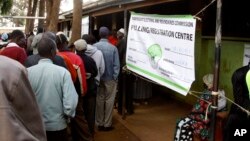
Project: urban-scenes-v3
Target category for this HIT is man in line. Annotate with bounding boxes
[75,39,98,136]
[94,26,120,131]
[56,33,92,141]
[82,34,105,87]
[0,55,46,141]
[116,28,134,115]
[28,37,78,141]
[25,31,67,68]
[0,30,27,65]
[31,27,44,55]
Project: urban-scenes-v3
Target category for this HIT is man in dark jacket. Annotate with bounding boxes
[224,65,250,141]
[75,39,98,136]
[116,28,134,115]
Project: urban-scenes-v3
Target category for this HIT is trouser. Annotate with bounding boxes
[117,73,134,114]
[83,94,97,136]
[96,80,117,127]
[223,113,250,141]
[46,128,68,141]
[71,98,93,141]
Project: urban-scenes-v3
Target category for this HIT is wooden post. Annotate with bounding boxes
[122,9,128,120]
[210,0,222,140]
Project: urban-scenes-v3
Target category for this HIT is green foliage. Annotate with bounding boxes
[0,0,13,15]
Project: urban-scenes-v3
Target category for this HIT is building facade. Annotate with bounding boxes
[58,0,250,104]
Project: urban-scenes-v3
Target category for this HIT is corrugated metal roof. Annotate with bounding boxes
[60,0,145,17]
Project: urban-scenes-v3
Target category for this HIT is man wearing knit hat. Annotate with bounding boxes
[94,26,120,131]
[75,39,98,136]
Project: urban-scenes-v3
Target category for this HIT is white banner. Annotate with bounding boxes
[126,12,196,95]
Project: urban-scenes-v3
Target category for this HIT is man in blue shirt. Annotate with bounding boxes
[28,37,78,141]
[94,26,120,131]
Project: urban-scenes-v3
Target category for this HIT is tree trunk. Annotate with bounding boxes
[45,0,52,30]
[30,0,38,31]
[25,0,32,34]
[38,0,45,28]
[46,0,60,32]
[28,0,38,33]
[69,0,82,45]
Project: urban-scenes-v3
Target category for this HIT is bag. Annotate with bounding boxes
[174,117,194,141]
[218,90,227,111]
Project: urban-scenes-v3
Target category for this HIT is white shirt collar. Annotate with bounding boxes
[6,42,19,48]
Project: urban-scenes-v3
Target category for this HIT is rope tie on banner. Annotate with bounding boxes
[189,90,250,116]
[210,91,219,109]
[193,0,216,21]
[205,103,212,121]
[211,91,219,96]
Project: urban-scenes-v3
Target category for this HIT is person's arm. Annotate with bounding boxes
[62,70,78,117]
[89,57,98,78]
[113,48,120,80]
[31,36,37,49]
[99,52,105,77]
[27,37,33,51]
[78,59,87,96]
[7,65,46,141]
[18,48,27,65]
[232,71,250,110]
[58,53,77,82]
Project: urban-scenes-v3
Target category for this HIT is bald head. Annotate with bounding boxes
[37,37,56,58]
[43,31,56,41]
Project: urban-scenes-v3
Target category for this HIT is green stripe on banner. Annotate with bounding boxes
[246,70,250,99]
[127,63,188,92]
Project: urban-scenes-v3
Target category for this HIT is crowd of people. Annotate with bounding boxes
[0,26,129,141]
[1,25,250,141]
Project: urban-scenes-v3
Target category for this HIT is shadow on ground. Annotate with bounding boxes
[94,93,192,141]
[94,118,141,141]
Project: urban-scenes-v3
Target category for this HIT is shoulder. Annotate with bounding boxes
[93,42,100,46]
[0,56,27,76]
[109,43,116,49]
[96,49,103,55]
[46,62,69,74]
[27,54,40,60]
[9,46,25,52]
[85,55,95,62]
[232,66,248,80]
[54,55,64,61]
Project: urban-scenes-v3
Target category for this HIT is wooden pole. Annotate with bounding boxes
[210,0,222,140]
[122,9,128,120]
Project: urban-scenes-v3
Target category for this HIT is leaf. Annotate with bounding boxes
[0,0,13,15]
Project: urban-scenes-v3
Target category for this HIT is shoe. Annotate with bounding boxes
[103,126,114,131]
[126,111,134,115]
[98,126,105,131]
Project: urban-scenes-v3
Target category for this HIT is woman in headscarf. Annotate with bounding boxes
[174,74,227,141]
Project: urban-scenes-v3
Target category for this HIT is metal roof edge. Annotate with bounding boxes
[60,0,145,17]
